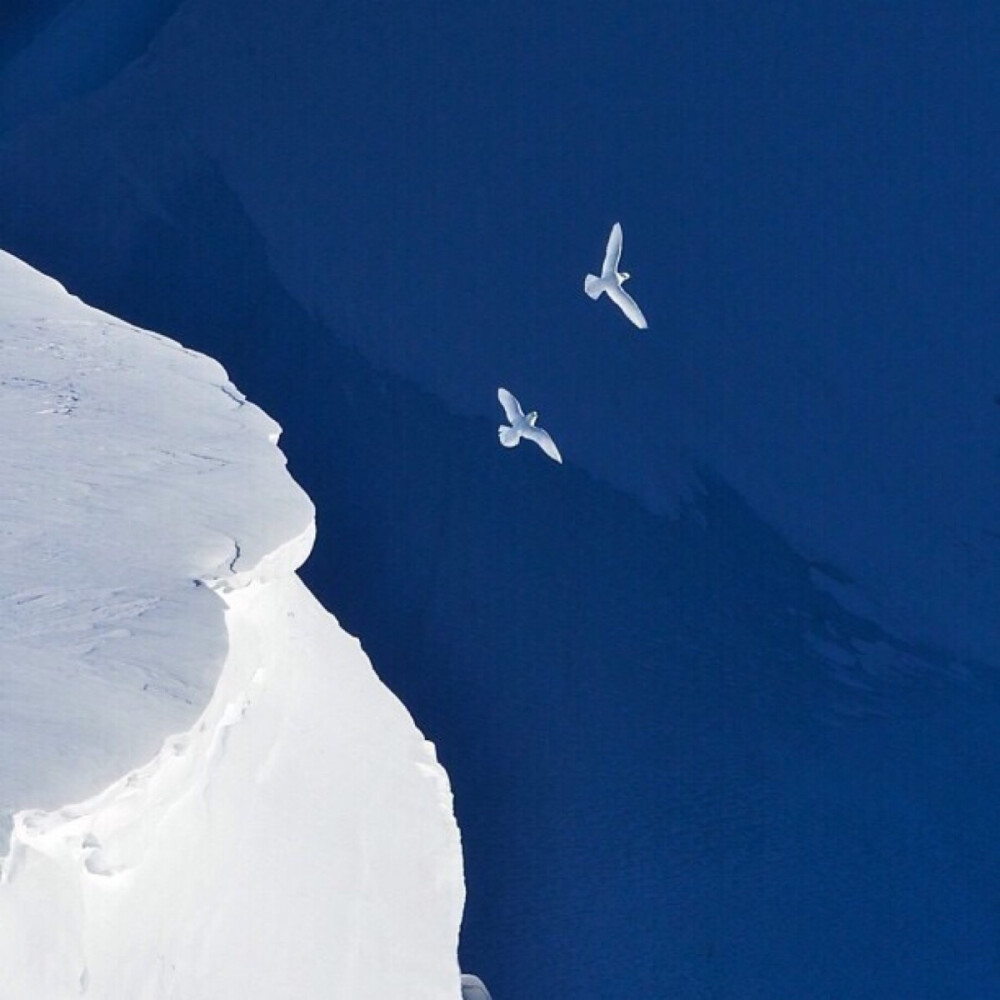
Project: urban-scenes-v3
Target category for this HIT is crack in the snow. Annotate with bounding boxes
[218,383,245,407]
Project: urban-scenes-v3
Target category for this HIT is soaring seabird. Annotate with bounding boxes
[584,221,648,329]
[497,387,562,463]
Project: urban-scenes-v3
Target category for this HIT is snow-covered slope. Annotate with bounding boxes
[0,251,463,998]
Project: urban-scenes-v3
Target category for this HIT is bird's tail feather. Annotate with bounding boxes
[584,274,604,300]
[498,426,519,448]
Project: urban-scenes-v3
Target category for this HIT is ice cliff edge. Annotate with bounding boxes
[0,251,464,998]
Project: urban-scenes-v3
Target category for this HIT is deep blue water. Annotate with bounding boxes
[2,4,1000,996]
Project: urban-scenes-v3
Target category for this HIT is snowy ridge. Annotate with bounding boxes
[1,577,464,999]
[0,251,464,998]
[0,248,316,831]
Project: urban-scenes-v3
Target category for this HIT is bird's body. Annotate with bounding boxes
[585,221,648,329]
[497,387,562,463]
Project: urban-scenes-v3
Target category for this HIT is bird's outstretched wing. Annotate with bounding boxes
[601,222,623,278]
[497,387,523,425]
[606,283,648,329]
[523,424,563,463]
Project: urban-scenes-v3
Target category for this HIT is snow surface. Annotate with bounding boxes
[0,251,464,998]
[460,974,492,1000]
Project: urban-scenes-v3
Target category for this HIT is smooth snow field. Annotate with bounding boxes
[0,251,463,999]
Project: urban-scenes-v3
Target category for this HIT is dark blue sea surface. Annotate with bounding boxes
[2,3,1000,996]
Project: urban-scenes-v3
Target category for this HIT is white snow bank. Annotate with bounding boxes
[0,251,464,997]
[0,576,464,999]
[0,249,314,832]
[461,974,494,1000]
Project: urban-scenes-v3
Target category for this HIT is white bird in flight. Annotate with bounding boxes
[584,221,648,329]
[497,387,562,464]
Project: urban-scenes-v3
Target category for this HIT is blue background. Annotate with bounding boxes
[2,3,1000,996]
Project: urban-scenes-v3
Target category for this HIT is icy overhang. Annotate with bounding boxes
[0,250,464,998]
[0,249,315,840]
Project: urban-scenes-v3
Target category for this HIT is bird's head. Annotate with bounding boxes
[619,271,630,283]
[527,411,538,426]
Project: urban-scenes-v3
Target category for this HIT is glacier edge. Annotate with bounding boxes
[0,249,464,998]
